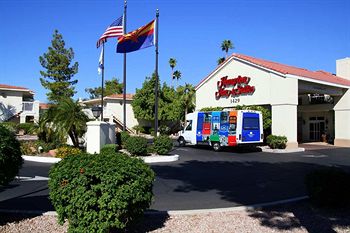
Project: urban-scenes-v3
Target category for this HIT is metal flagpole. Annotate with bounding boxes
[123,0,127,131]
[101,42,105,121]
[154,9,159,136]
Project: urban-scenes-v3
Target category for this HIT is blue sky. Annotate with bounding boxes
[1,0,349,102]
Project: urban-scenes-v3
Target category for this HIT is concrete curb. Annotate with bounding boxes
[260,146,305,153]
[22,153,180,164]
[0,196,309,217]
[22,155,61,163]
[141,154,179,163]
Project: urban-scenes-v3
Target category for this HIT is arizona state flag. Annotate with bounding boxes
[117,20,155,53]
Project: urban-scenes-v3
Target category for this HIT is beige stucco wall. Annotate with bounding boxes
[336,58,350,81]
[104,99,138,129]
[334,89,350,146]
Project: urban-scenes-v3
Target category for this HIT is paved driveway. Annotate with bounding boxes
[151,145,350,210]
[1,145,350,213]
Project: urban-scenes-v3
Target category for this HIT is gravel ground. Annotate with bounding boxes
[1,202,349,233]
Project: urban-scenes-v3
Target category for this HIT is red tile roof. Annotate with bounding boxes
[196,53,350,89]
[0,84,32,91]
[39,103,52,110]
[105,94,134,100]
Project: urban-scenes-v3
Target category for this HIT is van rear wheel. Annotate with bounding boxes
[178,137,186,147]
[212,142,221,151]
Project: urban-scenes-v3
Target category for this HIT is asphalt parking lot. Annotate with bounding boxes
[1,144,350,213]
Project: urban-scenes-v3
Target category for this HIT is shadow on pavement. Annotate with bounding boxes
[151,160,350,208]
[248,201,350,233]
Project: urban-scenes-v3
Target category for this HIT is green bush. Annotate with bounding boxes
[305,167,350,208]
[159,125,171,135]
[55,146,82,158]
[100,144,117,155]
[132,125,144,134]
[153,135,173,155]
[17,123,36,135]
[0,125,23,185]
[266,135,287,149]
[48,153,155,232]
[120,131,130,145]
[36,140,58,153]
[125,136,148,156]
[0,122,17,133]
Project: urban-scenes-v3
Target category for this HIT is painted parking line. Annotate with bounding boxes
[15,176,50,181]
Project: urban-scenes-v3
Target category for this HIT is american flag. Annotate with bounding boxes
[97,16,124,48]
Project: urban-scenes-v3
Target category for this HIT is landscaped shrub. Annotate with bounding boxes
[266,135,287,149]
[100,144,117,155]
[153,135,173,155]
[132,125,144,134]
[305,167,350,208]
[0,125,23,185]
[125,136,148,156]
[48,152,155,232]
[159,125,171,135]
[120,131,130,145]
[0,122,17,134]
[20,141,38,155]
[17,123,36,135]
[55,146,82,159]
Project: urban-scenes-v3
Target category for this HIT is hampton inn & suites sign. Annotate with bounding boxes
[215,75,255,99]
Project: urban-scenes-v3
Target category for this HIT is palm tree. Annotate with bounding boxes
[217,57,226,65]
[169,58,177,86]
[53,98,89,147]
[173,70,182,87]
[221,40,234,58]
[181,83,196,123]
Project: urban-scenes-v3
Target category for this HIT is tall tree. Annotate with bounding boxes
[221,40,234,58]
[39,30,79,103]
[173,70,182,87]
[169,58,177,86]
[179,83,196,123]
[85,78,123,99]
[217,57,226,65]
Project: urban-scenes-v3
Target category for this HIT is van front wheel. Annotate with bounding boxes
[212,142,221,151]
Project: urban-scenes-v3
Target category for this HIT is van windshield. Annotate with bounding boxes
[243,117,259,130]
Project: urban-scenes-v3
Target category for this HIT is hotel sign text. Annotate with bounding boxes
[215,75,255,99]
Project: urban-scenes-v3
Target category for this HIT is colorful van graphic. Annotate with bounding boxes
[178,110,263,151]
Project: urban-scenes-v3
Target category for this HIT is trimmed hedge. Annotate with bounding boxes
[48,152,155,232]
[125,136,148,156]
[0,125,23,185]
[266,135,287,149]
[153,135,173,155]
[305,167,350,208]
[120,131,130,145]
[100,144,117,155]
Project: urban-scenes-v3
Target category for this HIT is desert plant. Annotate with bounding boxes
[55,146,82,159]
[48,152,155,232]
[100,144,117,155]
[305,167,350,208]
[0,125,23,185]
[266,135,287,149]
[153,135,173,155]
[125,136,148,156]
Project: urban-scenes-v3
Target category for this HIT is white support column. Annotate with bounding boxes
[272,104,298,149]
[86,121,108,154]
[334,89,350,147]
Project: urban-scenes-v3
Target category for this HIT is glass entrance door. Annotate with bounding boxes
[309,117,325,141]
